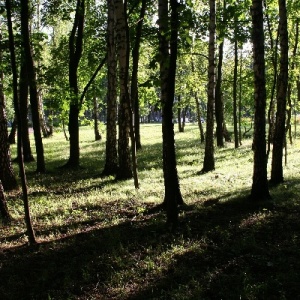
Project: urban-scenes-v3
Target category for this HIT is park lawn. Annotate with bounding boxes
[1,123,300,299]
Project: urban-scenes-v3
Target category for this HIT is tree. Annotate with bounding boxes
[115,0,133,180]
[270,0,289,184]
[65,0,85,168]
[20,0,46,172]
[0,26,18,191]
[202,0,216,172]
[6,0,36,245]
[250,0,270,200]
[158,0,184,227]
[102,0,118,176]
[131,0,147,150]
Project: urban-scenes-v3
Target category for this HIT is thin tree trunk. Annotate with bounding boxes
[202,0,216,172]
[159,0,183,227]
[103,0,118,176]
[115,0,133,180]
[265,0,279,161]
[215,41,224,147]
[0,29,18,191]
[6,0,36,245]
[195,94,205,143]
[286,19,298,145]
[233,39,239,149]
[238,48,243,145]
[270,0,289,184]
[250,0,270,200]
[19,60,34,162]
[131,0,147,151]
[20,0,45,173]
[93,95,101,141]
[66,0,85,168]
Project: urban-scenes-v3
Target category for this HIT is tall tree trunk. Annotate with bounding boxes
[65,0,85,168]
[270,0,289,184]
[131,0,147,150]
[20,0,45,173]
[215,41,224,147]
[265,0,279,160]
[202,0,216,172]
[103,0,118,176]
[159,0,183,227]
[238,48,243,145]
[286,19,298,145]
[233,38,239,149]
[250,0,270,200]
[19,60,34,162]
[0,30,18,191]
[6,0,36,245]
[115,0,133,180]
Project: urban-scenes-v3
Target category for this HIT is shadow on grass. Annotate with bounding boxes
[1,183,300,299]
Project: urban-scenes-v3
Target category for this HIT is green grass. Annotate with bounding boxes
[1,124,300,299]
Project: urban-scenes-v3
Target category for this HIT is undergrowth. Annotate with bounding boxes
[1,124,300,299]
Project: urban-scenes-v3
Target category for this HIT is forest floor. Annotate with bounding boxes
[1,124,300,299]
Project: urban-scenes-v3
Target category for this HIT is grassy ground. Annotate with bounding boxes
[1,124,300,299]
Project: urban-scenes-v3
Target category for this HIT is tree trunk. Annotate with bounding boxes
[270,0,288,184]
[131,0,147,151]
[233,39,239,149]
[250,0,270,200]
[19,60,34,162]
[202,0,216,172]
[0,180,11,224]
[195,94,205,143]
[286,19,298,145]
[265,1,279,160]
[6,0,36,245]
[8,118,17,144]
[215,41,224,147]
[159,0,184,227]
[0,33,18,191]
[38,90,51,138]
[115,0,133,180]
[65,0,85,168]
[103,0,118,176]
[93,95,101,141]
[20,0,45,173]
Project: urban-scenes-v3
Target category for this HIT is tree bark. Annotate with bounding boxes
[195,94,205,143]
[233,39,239,149]
[215,41,224,147]
[93,95,101,141]
[250,0,270,200]
[270,0,289,184]
[66,0,85,168]
[19,60,34,162]
[6,0,36,245]
[131,0,147,150]
[103,0,118,176]
[202,0,216,172]
[0,180,11,224]
[115,0,133,180]
[20,0,45,173]
[0,29,18,191]
[159,0,184,227]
